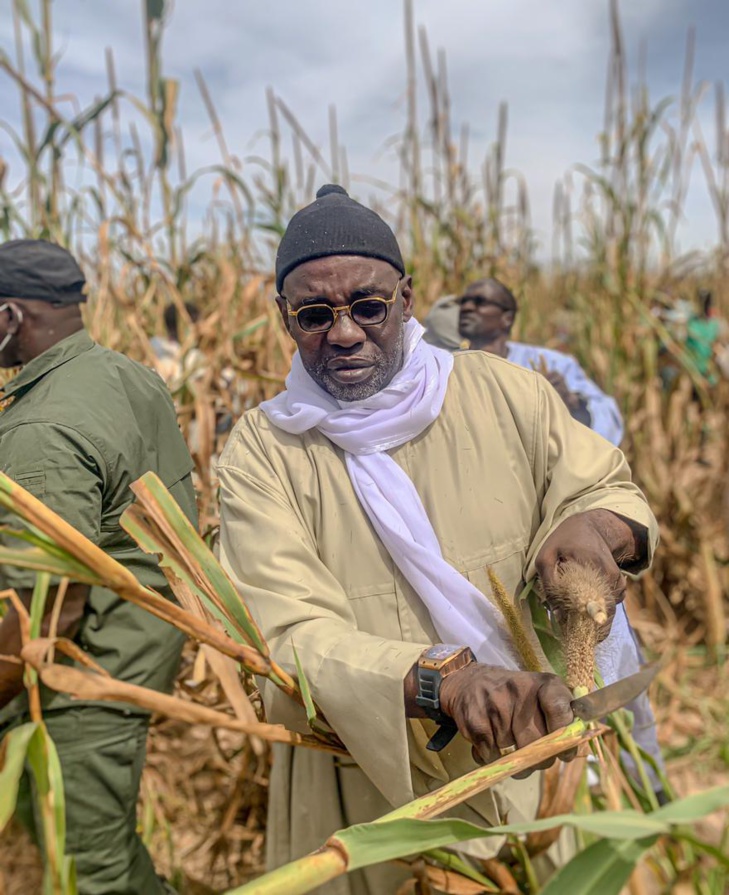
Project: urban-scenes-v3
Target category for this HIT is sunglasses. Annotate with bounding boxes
[287,282,399,334]
[457,295,509,311]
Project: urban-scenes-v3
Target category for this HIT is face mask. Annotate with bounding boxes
[0,303,23,353]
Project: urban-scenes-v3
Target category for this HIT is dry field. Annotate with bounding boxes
[1,0,729,892]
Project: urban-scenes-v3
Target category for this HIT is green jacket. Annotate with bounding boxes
[686,316,720,380]
[0,330,197,723]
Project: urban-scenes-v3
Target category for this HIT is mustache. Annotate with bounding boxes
[316,347,383,369]
[325,357,377,370]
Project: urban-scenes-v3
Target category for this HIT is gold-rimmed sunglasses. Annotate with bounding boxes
[286,282,399,334]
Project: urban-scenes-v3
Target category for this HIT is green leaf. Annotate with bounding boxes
[291,644,316,728]
[0,722,38,832]
[57,94,119,150]
[233,316,269,341]
[290,642,338,741]
[422,848,498,890]
[329,786,729,880]
[119,510,242,640]
[539,837,658,895]
[1,522,80,556]
[652,785,729,825]
[26,722,67,848]
[123,472,269,655]
[336,811,667,872]
[0,545,98,583]
[23,572,52,690]
[27,722,77,894]
[489,810,668,841]
[525,589,566,677]
[339,817,504,870]
[0,520,105,585]
[672,830,729,870]
[29,571,51,639]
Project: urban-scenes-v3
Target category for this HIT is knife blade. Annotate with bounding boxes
[569,662,660,723]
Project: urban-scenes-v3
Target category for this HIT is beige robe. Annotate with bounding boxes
[217,351,658,894]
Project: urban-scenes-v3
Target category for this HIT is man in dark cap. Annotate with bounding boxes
[217,187,661,892]
[0,240,197,894]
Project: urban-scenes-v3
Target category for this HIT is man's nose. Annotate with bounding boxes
[327,310,365,347]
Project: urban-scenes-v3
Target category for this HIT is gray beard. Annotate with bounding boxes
[304,328,405,402]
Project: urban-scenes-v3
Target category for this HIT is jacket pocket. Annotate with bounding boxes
[12,469,46,497]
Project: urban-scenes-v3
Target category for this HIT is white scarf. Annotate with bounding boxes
[261,317,659,761]
[262,318,519,668]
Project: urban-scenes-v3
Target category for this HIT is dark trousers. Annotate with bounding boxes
[10,706,174,895]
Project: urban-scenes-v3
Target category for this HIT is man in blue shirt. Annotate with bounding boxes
[424,278,624,445]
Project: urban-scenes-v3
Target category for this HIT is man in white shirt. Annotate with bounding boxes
[424,278,624,445]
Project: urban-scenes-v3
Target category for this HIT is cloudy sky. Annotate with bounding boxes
[1,0,728,259]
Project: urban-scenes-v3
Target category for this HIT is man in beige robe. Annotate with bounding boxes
[218,185,658,894]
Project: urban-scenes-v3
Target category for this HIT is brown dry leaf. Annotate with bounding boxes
[478,858,520,895]
[167,563,265,753]
[396,861,492,895]
[200,645,265,755]
[20,639,341,753]
[0,473,271,673]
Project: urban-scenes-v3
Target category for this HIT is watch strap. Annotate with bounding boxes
[426,721,458,752]
[414,645,475,752]
[414,665,447,720]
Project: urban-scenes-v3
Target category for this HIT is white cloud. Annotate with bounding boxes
[0,0,725,259]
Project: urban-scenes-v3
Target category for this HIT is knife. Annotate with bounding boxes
[569,662,660,723]
[426,662,660,752]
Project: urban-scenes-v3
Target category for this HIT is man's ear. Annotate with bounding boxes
[7,303,24,334]
[401,275,415,322]
[502,309,516,333]
[275,296,293,337]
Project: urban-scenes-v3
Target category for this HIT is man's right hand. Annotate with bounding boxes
[0,582,89,709]
[438,663,577,776]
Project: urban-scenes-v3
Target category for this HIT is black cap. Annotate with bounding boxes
[0,239,87,304]
[275,184,405,293]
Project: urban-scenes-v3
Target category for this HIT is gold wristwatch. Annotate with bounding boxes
[415,644,475,752]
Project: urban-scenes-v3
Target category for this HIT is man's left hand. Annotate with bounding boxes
[544,370,579,410]
[535,509,647,640]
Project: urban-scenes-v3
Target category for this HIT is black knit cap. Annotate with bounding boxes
[0,239,87,304]
[275,184,405,293]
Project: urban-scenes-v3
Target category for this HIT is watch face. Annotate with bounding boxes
[423,644,464,662]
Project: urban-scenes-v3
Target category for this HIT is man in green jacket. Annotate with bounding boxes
[0,240,197,894]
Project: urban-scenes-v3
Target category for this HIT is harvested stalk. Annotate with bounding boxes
[227,721,602,895]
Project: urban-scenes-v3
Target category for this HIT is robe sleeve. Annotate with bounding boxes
[523,374,658,580]
[217,424,429,806]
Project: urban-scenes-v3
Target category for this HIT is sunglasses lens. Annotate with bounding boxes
[459,296,503,310]
[297,306,335,333]
[352,299,389,326]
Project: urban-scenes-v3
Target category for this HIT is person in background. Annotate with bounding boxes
[152,301,241,444]
[424,278,624,445]
[150,301,205,393]
[686,289,722,385]
[0,240,197,895]
[218,185,661,894]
